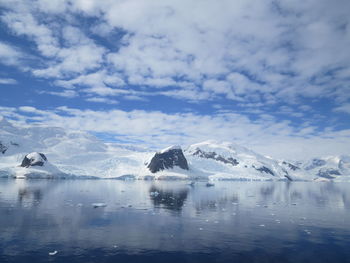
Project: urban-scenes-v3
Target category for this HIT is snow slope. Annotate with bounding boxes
[1,117,349,181]
[185,141,289,180]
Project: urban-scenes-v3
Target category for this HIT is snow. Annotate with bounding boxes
[160,145,182,153]
[92,203,107,208]
[1,118,349,181]
[25,152,46,164]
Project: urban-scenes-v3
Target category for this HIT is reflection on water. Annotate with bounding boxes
[149,185,188,211]
[18,187,42,205]
[0,179,350,263]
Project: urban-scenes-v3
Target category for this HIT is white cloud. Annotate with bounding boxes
[85,97,119,104]
[333,104,350,114]
[54,70,124,90]
[0,42,23,66]
[1,0,349,105]
[0,78,17,85]
[33,43,106,78]
[1,10,60,57]
[40,89,78,98]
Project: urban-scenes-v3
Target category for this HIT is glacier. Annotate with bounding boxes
[0,116,349,181]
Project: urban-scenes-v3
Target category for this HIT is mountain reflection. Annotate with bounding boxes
[18,187,43,205]
[149,185,189,211]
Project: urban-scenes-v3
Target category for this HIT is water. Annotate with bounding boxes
[0,179,350,263]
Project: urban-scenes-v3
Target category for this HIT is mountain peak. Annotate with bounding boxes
[0,116,15,131]
[0,116,11,126]
[159,145,182,153]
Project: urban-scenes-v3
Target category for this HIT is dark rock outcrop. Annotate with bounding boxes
[253,165,275,176]
[191,148,239,166]
[0,142,7,154]
[282,161,300,171]
[149,186,188,211]
[317,168,341,179]
[20,152,48,168]
[305,159,326,170]
[147,147,189,173]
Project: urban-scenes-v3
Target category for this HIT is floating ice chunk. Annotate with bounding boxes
[49,251,58,256]
[259,224,265,227]
[189,181,195,186]
[150,191,159,197]
[304,229,311,235]
[92,203,107,208]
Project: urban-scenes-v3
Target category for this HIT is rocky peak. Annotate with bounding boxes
[191,148,239,166]
[20,152,48,168]
[147,146,189,173]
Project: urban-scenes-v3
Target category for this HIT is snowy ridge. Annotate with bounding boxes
[0,117,349,181]
[160,145,182,153]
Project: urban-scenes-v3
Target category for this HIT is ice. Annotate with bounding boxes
[160,145,182,153]
[150,191,159,197]
[92,203,107,208]
[49,251,58,256]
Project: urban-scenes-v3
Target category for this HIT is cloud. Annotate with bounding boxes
[53,70,125,96]
[1,0,349,106]
[85,97,119,104]
[1,9,60,57]
[333,104,350,114]
[39,89,78,98]
[0,42,24,66]
[0,78,17,85]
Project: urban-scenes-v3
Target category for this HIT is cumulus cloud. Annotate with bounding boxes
[0,42,24,66]
[0,0,349,104]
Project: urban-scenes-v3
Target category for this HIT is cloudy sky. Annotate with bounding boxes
[0,0,349,159]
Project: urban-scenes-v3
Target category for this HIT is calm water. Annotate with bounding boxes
[0,179,350,263]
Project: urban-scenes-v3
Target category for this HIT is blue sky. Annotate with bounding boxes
[0,0,350,159]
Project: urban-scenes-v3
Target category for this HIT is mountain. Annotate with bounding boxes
[147,146,189,173]
[185,141,290,180]
[1,117,349,181]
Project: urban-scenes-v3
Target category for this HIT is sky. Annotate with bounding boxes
[0,0,350,160]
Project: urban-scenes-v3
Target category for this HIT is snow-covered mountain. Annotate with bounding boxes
[1,117,349,181]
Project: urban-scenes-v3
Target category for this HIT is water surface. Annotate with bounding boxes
[0,180,350,263]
